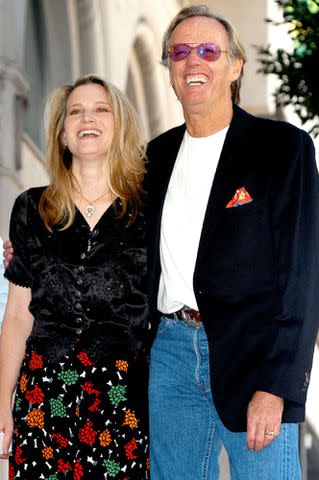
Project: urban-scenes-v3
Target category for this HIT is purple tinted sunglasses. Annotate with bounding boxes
[168,43,227,62]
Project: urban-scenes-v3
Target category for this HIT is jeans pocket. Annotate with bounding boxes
[156,316,174,336]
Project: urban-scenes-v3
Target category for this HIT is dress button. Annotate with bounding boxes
[76,328,82,335]
[75,302,82,310]
[78,265,85,272]
[80,253,86,260]
[75,290,81,298]
[92,229,99,237]
[77,278,83,286]
[75,317,82,324]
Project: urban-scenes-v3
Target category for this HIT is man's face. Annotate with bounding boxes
[168,16,242,114]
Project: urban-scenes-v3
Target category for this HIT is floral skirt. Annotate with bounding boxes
[9,349,149,479]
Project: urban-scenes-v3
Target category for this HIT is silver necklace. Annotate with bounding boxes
[73,188,110,218]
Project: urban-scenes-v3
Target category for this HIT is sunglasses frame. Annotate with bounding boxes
[167,43,227,62]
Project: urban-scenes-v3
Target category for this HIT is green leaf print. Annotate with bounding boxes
[49,397,67,417]
[107,385,127,407]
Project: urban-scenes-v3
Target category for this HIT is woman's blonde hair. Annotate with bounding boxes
[39,74,146,230]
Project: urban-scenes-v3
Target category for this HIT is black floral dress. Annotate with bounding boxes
[5,187,150,480]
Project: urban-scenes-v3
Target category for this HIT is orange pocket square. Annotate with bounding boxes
[226,187,253,208]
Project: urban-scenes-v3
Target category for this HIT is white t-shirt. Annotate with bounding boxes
[157,126,229,313]
[0,237,8,325]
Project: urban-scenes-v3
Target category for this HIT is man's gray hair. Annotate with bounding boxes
[161,4,247,104]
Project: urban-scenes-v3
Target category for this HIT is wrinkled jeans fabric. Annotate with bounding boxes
[149,315,301,480]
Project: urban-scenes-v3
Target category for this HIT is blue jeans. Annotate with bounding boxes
[149,315,301,480]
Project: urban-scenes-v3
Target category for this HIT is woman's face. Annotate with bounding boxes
[62,83,115,161]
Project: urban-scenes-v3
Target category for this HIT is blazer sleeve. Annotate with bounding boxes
[257,129,319,405]
[4,190,32,288]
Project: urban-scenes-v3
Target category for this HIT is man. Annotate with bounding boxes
[146,5,319,479]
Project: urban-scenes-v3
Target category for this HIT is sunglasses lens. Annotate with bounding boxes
[168,43,223,62]
[200,44,221,61]
[169,44,191,61]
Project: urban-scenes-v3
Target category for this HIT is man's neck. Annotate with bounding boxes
[183,101,233,138]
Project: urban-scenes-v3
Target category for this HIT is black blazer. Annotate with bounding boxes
[145,105,319,431]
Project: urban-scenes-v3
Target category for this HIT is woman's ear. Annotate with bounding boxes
[61,131,67,148]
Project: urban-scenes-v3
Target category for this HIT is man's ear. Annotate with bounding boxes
[231,58,244,82]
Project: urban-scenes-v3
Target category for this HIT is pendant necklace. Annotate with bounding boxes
[73,188,110,218]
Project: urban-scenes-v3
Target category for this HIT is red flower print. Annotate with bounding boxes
[25,384,44,405]
[77,351,95,366]
[82,381,101,412]
[82,381,100,396]
[51,433,69,448]
[74,459,84,480]
[57,458,73,473]
[124,437,138,460]
[29,351,43,370]
[9,465,15,479]
[78,421,97,445]
[88,397,101,412]
[14,445,26,465]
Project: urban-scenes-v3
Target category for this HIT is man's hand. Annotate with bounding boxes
[3,240,13,268]
[247,391,284,451]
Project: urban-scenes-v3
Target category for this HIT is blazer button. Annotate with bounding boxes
[75,317,82,324]
[76,328,82,335]
[75,302,82,310]
[80,253,86,260]
[77,278,83,286]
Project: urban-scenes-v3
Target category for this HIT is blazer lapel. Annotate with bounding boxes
[153,124,186,220]
[196,106,252,266]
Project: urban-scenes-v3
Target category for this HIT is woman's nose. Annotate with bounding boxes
[82,110,95,121]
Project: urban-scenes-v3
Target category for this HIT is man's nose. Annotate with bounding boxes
[186,48,201,66]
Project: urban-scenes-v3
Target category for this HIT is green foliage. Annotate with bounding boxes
[256,0,319,136]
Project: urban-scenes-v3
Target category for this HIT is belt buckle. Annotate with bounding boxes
[181,309,201,328]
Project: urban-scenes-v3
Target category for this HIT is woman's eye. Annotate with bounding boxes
[69,109,81,115]
[96,107,108,113]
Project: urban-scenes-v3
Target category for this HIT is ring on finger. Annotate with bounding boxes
[264,430,275,437]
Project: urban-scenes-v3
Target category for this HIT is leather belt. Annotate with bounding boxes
[165,307,202,328]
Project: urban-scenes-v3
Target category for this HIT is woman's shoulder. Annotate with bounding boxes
[10,186,48,223]
[14,186,47,207]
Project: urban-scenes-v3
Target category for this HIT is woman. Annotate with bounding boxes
[0,75,149,479]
